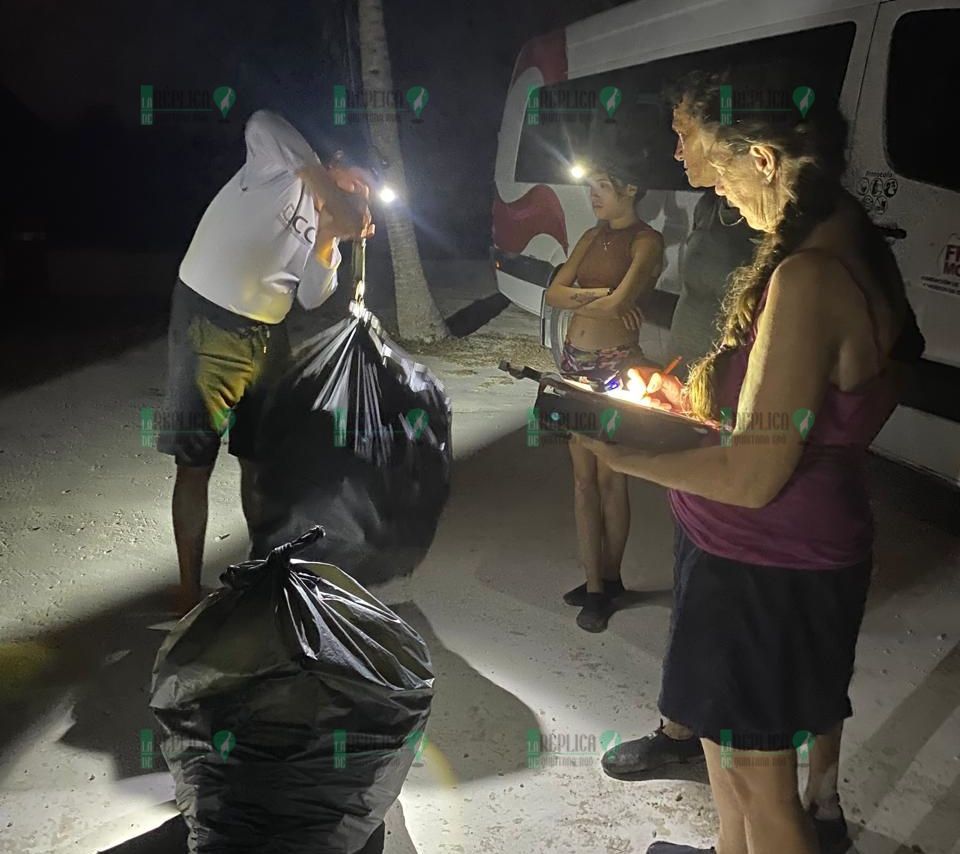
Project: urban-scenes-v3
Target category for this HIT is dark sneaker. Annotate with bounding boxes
[576,592,615,632]
[646,843,714,854]
[563,578,625,606]
[602,721,705,781]
[808,803,851,854]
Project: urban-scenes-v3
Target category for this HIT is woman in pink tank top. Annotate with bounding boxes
[575,76,921,854]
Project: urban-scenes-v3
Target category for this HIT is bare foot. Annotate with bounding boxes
[170,584,215,614]
[175,585,203,616]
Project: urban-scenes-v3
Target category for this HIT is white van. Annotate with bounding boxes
[492,0,960,485]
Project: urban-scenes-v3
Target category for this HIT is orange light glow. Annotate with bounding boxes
[625,368,646,398]
[564,370,672,411]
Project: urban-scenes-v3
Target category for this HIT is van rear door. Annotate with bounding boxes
[852,2,960,483]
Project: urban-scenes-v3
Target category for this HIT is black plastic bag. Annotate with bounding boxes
[250,307,452,584]
[150,528,435,854]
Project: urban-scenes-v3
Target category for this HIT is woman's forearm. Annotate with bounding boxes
[602,443,775,508]
[545,286,609,310]
[575,296,621,318]
[579,278,657,319]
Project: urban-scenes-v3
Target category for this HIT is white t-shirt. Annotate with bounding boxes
[179,110,342,324]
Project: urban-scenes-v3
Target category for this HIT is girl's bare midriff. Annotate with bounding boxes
[566,310,638,351]
[567,221,655,351]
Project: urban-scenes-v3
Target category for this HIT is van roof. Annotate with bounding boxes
[558,0,878,77]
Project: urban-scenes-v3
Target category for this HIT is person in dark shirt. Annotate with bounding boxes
[670,189,758,379]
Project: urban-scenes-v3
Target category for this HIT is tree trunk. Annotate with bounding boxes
[356,0,449,342]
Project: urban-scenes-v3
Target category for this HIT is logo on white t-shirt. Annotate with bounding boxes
[279,198,316,246]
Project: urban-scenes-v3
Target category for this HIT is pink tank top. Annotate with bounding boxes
[669,259,899,570]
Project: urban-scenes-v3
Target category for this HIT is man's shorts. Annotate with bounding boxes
[156,280,291,467]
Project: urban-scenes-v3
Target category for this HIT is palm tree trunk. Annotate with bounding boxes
[356,0,449,342]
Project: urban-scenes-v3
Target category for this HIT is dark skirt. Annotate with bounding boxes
[659,523,872,751]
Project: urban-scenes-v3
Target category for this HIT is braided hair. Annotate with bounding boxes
[677,70,853,420]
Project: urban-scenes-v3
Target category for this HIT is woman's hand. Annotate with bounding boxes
[569,432,632,462]
[626,365,685,410]
[570,432,614,458]
[571,433,656,473]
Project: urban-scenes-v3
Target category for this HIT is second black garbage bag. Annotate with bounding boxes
[150,527,435,854]
[250,307,452,584]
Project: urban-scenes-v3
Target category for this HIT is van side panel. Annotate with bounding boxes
[851,0,960,484]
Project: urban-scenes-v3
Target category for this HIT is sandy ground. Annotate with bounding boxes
[1,262,959,854]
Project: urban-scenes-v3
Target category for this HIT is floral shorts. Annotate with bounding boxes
[559,341,645,379]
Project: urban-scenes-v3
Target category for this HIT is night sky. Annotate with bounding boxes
[1,0,626,260]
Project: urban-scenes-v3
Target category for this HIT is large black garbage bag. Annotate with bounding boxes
[150,528,435,854]
[250,307,452,584]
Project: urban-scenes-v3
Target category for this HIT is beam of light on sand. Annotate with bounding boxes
[404,740,465,848]
[0,640,56,701]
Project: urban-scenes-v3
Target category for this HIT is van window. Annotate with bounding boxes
[514,82,676,187]
[886,10,960,192]
[514,22,856,190]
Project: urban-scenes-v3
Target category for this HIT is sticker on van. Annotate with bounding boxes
[919,236,960,297]
[855,170,899,216]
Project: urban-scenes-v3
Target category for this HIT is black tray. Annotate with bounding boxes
[501,362,715,452]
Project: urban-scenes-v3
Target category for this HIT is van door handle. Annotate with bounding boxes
[877,224,907,240]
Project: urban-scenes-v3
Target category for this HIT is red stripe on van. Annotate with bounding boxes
[493,186,568,254]
[510,29,568,87]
